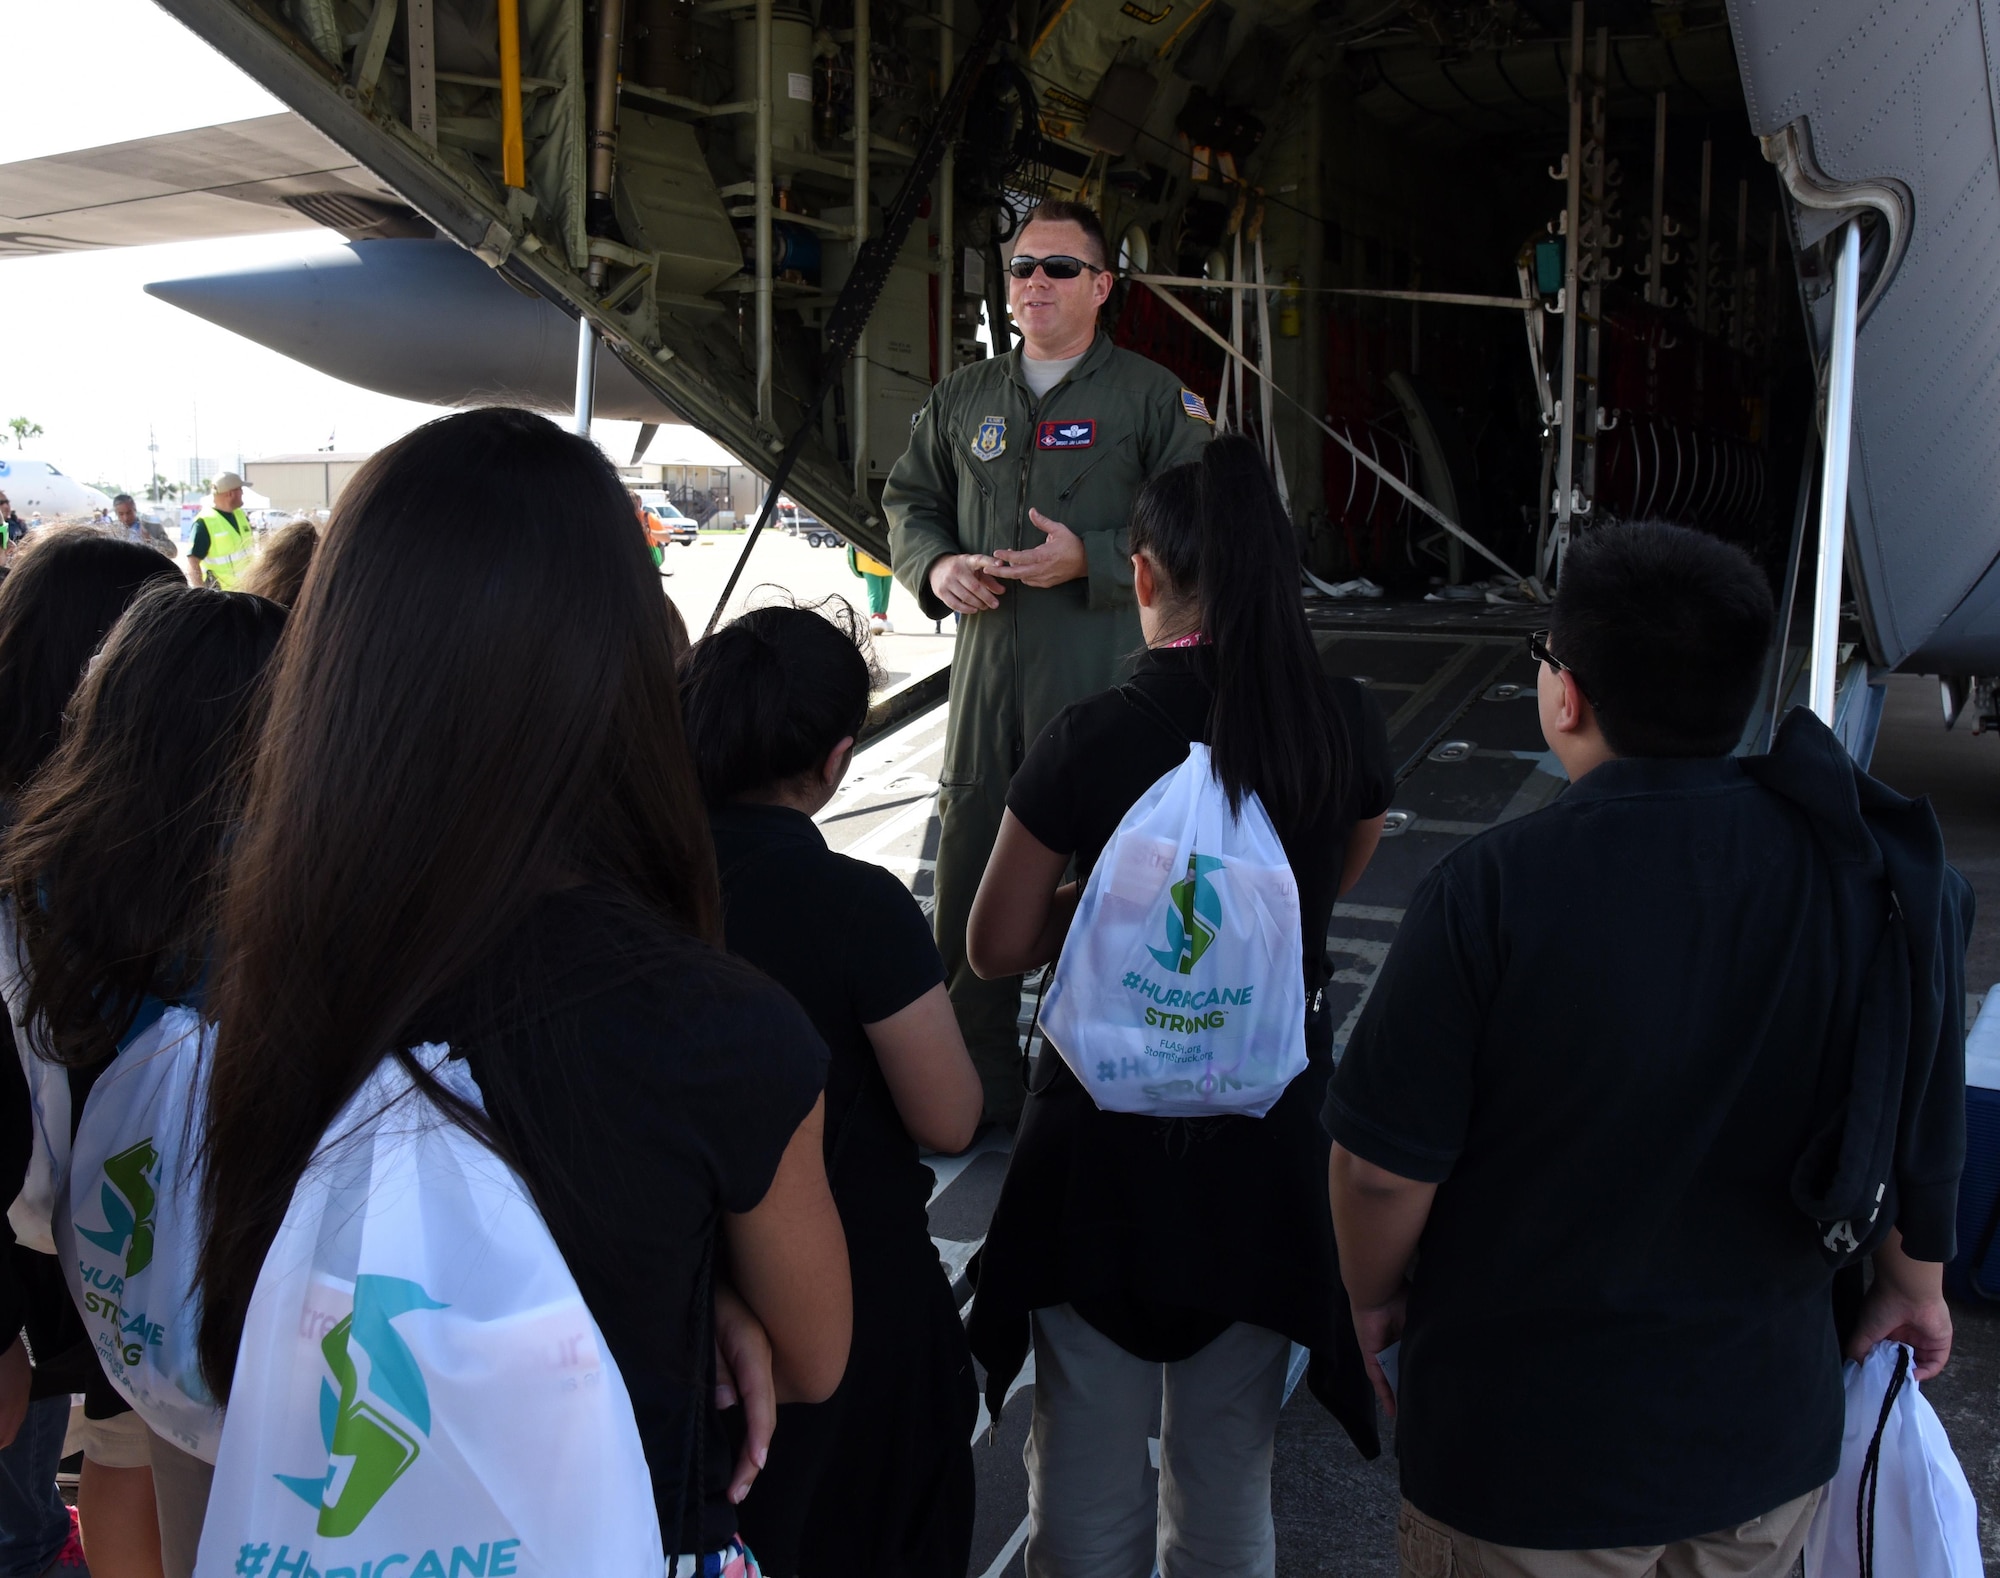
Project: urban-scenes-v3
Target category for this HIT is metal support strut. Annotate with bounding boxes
[572,313,597,436]
[1808,219,1862,724]
[851,0,871,498]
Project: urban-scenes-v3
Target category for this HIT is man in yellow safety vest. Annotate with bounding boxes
[185,472,254,589]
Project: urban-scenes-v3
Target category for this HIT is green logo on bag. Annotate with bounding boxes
[1149,853,1224,975]
[77,1138,159,1277]
[277,1275,449,1536]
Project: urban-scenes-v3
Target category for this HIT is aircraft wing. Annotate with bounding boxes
[0,113,415,259]
[1729,0,2000,673]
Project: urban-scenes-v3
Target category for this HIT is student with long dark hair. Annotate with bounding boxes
[195,408,850,1573]
[682,602,982,1578]
[0,532,183,1577]
[2,583,286,1578]
[964,435,1393,1576]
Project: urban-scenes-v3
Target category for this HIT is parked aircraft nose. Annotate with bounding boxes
[144,238,680,423]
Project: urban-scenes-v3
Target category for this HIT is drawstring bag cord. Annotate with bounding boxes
[1856,1344,1911,1578]
[670,1235,717,1578]
[1019,967,1057,1096]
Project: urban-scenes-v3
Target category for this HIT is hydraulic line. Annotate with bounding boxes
[498,0,526,188]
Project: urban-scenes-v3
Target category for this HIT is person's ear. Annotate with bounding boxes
[1091,266,1116,309]
[822,735,856,792]
[1132,552,1158,609]
[1556,670,1591,735]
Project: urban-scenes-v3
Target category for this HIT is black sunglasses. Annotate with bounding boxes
[1527,630,1593,701]
[1008,254,1105,281]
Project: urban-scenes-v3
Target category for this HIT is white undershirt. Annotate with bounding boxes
[1021,350,1086,400]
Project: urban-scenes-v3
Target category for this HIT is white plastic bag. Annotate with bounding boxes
[0,902,71,1256]
[1803,1341,1982,1577]
[1040,743,1308,1118]
[57,1005,221,1460]
[194,1047,665,1578]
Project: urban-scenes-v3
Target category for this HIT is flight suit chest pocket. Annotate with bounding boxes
[1043,431,1136,534]
[952,413,1015,553]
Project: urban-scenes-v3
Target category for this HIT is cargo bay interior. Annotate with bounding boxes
[170,0,1872,1223]
[179,0,1847,782]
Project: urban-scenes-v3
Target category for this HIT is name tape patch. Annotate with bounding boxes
[1037,419,1096,450]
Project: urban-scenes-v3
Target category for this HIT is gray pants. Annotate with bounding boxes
[1024,1303,1292,1578]
[145,1429,214,1578]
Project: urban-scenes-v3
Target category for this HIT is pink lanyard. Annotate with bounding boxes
[1159,631,1206,649]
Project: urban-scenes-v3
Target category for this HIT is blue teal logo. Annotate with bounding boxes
[78,1139,159,1277]
[1149,853,1224,975]
[277,1275,448,1537]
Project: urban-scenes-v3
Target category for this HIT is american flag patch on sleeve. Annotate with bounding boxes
[1180,388,1213,423]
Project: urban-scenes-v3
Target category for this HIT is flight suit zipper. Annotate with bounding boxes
[1012,381,1039,764]
[1006,351,1099,768]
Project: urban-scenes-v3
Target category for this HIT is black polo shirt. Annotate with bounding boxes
[709,803,945,1249]
[1326,755,1849,1549]
[413,887,828,1553]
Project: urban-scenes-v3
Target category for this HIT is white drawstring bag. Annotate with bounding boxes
[194,1046,665,1578]
[1802,1341,1982,1577]
[1040,741,1308,1118]
[0,902,71,1256]
[57,1004,220,1460]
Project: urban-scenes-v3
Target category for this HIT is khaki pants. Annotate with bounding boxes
[1024,1302,1292,1578]
[933,776,1026,1127]
[1397,1489,1821,1578]
[146,1429,215,1578]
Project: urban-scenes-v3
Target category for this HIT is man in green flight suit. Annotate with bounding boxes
[885,199,1212,1125]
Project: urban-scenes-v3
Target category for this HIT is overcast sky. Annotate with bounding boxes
[0,0,719,490]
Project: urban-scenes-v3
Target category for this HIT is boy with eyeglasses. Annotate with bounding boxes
[883,199,1213,1125]
[1325,521,1967,1578]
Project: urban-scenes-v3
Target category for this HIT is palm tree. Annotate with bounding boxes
[7,418,44,451]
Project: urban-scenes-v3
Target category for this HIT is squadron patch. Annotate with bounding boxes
[1180,388,1213,424]
[971,415,1008,461]
[1037,419,1096,450]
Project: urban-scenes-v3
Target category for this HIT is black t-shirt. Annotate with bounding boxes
[709,803,946,1251]
[968,647,1391,1396]
[189,519,210,558]
[1325,756,1849,1548]
[1007,647,1392,1000]
[414,888,828,1553]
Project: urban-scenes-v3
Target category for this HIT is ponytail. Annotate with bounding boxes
[1129,433,1347,829]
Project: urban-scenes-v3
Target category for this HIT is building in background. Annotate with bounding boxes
[613,425,756,526]
[244,451,369,514]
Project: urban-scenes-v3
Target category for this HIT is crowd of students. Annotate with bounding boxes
[0,406,1967,1578]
